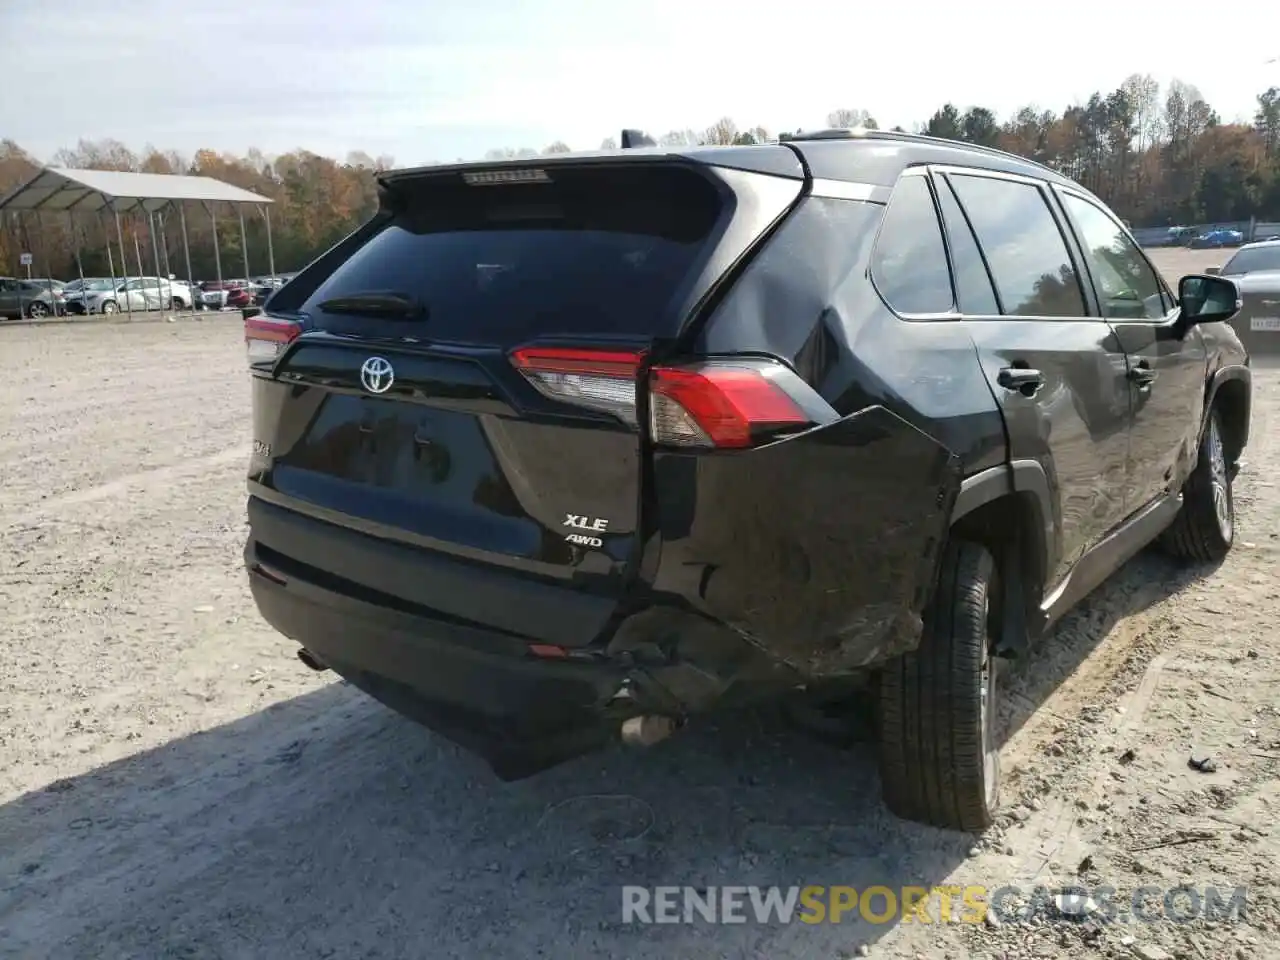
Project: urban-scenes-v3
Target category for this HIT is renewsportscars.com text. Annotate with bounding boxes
[620,884,1248,926]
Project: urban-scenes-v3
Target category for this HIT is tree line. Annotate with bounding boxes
[2,74,1278,281]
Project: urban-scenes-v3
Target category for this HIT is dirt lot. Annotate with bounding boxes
[1,251,1278,960]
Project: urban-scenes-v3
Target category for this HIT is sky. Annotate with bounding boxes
[3,0,1278,167]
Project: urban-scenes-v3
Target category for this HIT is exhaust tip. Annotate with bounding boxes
[296,647,329,672]
[620,715,677,747]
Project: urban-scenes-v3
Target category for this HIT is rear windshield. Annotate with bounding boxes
[297,164,725,342]
[1222,246,1280,275]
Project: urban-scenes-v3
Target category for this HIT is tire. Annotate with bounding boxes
[100,300,118,314]
[877,540,1000,832]
[26,301,50,319]
[1161,406,1234,563]
[170,296,184,311]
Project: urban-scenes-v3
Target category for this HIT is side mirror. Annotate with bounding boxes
[1178,274,1241,325]
[1205,266,1221,276]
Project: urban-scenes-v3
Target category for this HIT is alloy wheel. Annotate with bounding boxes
[1208,416,1232,541]
[981,594,1001,809]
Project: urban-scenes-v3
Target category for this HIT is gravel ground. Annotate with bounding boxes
[1,253,1277,960]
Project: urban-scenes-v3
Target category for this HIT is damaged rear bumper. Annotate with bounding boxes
[246,526,803,778]
[245,405,963,777]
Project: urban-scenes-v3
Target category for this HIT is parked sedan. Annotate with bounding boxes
[62,278,121,314]
[1208,239,1280,349]
[198,280,249,309]
[68,277,194,314]
[1190,229,1244,249]
[0,277,66,319]
[226,286,253,309]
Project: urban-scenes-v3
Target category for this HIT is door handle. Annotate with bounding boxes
[1127,362,1157,387]
[997,367,1045,395]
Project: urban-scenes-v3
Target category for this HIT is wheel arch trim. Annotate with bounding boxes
[1206,364,1251,457]
[952,461,1053,540]
[951,459,1056,613]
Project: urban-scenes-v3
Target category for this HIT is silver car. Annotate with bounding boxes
[69,276,194,314]
[1209,240,1280,353]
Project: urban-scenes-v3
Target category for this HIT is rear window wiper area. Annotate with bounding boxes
[315,291,428,319]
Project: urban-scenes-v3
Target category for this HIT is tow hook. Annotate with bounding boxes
[296,647,329,672]
[620,715,677,747]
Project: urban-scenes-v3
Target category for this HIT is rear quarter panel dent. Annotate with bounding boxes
[651,405,962,676]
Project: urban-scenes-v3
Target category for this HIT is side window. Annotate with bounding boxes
[949,174,1087,318]
[871,174,953,315]
[1059,192,1166,320]
[935,178,1000,315]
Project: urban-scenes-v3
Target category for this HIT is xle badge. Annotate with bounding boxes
[564,513,609,547]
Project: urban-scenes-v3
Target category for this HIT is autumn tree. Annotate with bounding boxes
[8,75,1280,279]
[827,108,878,130]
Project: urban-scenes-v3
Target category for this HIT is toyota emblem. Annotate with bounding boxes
[360,356,394,394]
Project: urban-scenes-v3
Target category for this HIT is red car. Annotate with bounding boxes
[199,280,253,310]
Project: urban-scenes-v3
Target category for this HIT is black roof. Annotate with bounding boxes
[382,128,1086,197]
[784,128,1080,190]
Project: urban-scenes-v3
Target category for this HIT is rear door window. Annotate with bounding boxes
[299,165,726,343]
[934,177,1000,316]
[1221,246,1280,275]
[948,174,1087,318]
[871,174,953,315]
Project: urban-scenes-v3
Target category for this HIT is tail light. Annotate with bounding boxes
[510,346,827,449]
[649,364,809,448]
[510,346,645,424]
[245,314,301,365]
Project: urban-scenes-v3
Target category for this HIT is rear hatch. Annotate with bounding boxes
[247,155,804,647]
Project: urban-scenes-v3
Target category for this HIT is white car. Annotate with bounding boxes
[198,281,249,309]
[71,277,194,314]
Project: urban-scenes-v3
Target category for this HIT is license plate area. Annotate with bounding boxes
[1250,316,1280,331]
[281,395,485,497]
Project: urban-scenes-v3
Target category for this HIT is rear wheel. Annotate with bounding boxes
[171,296,184,310]
[877,540,1000,832]
[26,301,49,319]
[101,300,118,314]
[1161,406,1234,562]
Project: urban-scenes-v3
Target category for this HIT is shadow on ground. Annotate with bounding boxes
[0,548,1220,960]
[997,545,1216,747]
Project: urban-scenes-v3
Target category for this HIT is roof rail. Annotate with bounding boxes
[785,127,1062,178]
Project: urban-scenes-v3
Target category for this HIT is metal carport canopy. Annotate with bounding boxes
[0,167,271,213]
[0,167,277,318]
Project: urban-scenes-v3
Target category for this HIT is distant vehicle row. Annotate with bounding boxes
[0,273,297,319]
[1164,226,1265,249]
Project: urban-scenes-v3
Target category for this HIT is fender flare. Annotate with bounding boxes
[952,461,1053,552]
[1205,363,1251,453]
[950,459,1056,640]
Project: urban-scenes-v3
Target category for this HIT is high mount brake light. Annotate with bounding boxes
[509,346,812,448]
[244,314,301,365]
[463,168,551,186]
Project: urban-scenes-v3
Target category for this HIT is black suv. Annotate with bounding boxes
[243,129,1250,831]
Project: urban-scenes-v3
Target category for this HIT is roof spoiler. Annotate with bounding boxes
[620,129,656,149]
